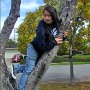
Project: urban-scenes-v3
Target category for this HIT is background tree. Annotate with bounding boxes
[77,0,90,20]
[67,0,90,84]
[17,7,44,54]
[57,41,69,55]
[44,0,66,16]
[6,39,17,48]
[69,0,90,55]
[74,27,90,54]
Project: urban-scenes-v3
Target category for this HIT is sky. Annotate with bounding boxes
[1,0,44,40]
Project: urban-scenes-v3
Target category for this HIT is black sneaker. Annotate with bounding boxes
[11,65,16,79]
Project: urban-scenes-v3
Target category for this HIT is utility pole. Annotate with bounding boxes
[14,28,17,42]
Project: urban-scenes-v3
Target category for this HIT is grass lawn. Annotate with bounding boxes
[51,62,90,65]
[39,82,90,90]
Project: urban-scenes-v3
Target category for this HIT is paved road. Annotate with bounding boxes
[6,58,90,83]
[40,64,90,83]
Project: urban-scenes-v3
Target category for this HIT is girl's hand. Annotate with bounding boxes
[55,37,63,44]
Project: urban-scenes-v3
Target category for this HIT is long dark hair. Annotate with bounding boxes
[44,5,59,30]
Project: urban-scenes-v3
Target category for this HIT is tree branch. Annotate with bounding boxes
[1,0,21,41]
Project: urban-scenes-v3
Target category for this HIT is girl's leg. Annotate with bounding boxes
[18,44,38,90]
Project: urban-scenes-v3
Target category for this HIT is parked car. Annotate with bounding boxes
[12,54,23,63]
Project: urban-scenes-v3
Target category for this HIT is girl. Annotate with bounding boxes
[11,5,66,90]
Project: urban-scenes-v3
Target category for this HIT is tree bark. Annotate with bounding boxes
[25,0,77,90]
[69,27,75,85]
[0,0,21,90]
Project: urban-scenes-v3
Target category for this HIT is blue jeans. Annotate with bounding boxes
[13,44,38,90]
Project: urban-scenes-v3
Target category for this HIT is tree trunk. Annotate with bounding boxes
[69,28,74,85]
[25,0,77,90]
[0,0,21,90]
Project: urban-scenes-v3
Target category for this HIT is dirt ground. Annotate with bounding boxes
[39,82,90,90]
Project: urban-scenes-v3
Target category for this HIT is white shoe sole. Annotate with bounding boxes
[11,65,16,79]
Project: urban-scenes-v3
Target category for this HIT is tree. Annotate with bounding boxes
[77,0,90,20]
[0,0,77,90]
[67,0,90,84]
[0,0,21,90]
[25,0,77,89]
[74,26,90,54]
[68,0,90,55]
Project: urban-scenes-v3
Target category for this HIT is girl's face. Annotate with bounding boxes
[43,10,53,24]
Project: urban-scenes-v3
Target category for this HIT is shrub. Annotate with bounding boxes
[20,55,26,64]
[52,54,90,63]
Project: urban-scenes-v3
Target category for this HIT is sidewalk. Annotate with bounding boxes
[40,64,90,83]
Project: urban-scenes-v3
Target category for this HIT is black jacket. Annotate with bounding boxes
[31,19,57,56]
